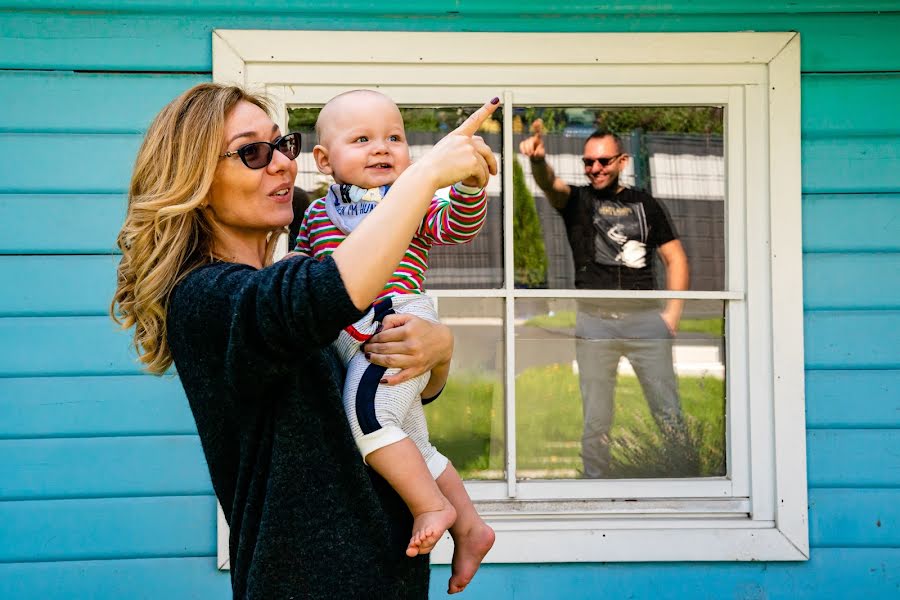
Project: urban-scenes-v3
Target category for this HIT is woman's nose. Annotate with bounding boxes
[268,147,294,172]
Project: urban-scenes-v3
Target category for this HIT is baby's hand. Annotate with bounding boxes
[281,251,309,261]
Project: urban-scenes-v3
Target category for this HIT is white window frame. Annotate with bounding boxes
[212,30,807,566]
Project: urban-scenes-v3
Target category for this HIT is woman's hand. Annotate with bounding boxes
[412,98,500,191]
[362,313,454,385]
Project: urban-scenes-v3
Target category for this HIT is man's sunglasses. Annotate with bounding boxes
[220,132,302,169]
[582,154,622,168]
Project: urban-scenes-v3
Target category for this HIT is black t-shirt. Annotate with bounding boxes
[167,256,429,599]
[558,185,677,290]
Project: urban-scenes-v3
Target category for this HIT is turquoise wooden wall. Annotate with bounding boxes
[0,2,897,598]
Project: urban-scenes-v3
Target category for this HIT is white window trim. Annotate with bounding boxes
[212,30,807,566]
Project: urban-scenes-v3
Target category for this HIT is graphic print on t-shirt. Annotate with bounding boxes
[592,199,649,269]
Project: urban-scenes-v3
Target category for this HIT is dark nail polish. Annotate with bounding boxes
[490,97,500,105]
[364,352,371,360]
[380,379,388,384]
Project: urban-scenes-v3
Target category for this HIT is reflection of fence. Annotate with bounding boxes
[292,130,725,291]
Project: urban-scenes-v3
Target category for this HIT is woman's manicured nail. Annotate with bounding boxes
[380,379,388,384]
[490,97,500,105]
[364,352,372,360]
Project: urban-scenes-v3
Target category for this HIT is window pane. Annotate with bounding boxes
[513,105,725,291]
[427,297,506,480]
[287,104,505,289]
[515,298,726,480]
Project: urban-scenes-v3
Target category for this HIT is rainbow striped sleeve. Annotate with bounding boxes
[294,201,315,254]
[420,183,487,245]
[303,198,347,258]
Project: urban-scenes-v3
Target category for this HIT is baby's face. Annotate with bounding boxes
[317,94,411,189]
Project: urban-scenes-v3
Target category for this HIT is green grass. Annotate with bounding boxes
[523,310,724,337]
[426,363,725,480]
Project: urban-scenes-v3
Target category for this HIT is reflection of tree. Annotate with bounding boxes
[518,106,724,135]
[513,158,548,288]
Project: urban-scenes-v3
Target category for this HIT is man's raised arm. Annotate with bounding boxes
[518,118,571,210]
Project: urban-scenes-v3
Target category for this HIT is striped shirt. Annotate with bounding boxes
[297,184,487,299]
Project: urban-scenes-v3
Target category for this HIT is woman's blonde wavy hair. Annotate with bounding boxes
[110,83,276,374]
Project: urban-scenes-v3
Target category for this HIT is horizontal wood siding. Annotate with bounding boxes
[0,2,896,599]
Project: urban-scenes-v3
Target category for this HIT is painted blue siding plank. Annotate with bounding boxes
[0,194,125,255]
[0,255,118,317]
[807,429,899,488]
[803,74,900,136]
[7,132,897,195]
[4,70,898,136]
[0,72,208,134]
[2,12,899,73]
[0,549,895,600]
[5,369,891,440]
[0,317,142,377]
[0,429,893,500]
[0,376,194,439]
[0,489,890,564]
[806,370,900,429]
[2,312,896,377]
[802,194,900,253]
[802,135,900,194]
[455,1,900,14]
[0,557,231,600]
[0,134,139,194]
[0,495,217,562]
[1,192,895,256]
[4,1,898,15]
[808,488,899,548]
[803,253,900,310]
[804,311,900,370]
[0,435,211,500]
[428,549,900,600]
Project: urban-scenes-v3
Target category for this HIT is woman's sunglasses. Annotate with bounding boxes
[581,154,622,168]
[220,132,302,169]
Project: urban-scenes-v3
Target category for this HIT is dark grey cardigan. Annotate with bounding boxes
[167,256,429,599]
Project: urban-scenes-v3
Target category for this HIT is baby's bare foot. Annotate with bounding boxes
[406,502,457,558]
[448,521,495,594]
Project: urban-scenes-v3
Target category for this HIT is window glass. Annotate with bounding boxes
[428,297,506,480]
[514,299,726,480]
[514,106,725,291]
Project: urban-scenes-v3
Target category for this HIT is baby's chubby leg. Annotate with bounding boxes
[366,439,457,557]
[436,463,495,594]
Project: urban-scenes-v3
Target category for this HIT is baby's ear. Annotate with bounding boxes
[312,144,332,175]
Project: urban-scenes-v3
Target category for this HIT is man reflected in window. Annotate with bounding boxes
[520,119,698,478]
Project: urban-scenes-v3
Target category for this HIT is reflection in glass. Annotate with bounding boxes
[288,104,504,289]
[515,299,726,480]
[513,106,725,291]
[427,297,505,480]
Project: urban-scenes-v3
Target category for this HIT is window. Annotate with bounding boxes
[213,30,807,565]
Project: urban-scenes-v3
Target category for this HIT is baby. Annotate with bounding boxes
[296,90,495,594]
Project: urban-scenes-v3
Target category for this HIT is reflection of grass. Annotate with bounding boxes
[425,375,503,478]
[523,311,576,329]
[523,310,724,337]
[426,365,725,479]
[679,318,724,336]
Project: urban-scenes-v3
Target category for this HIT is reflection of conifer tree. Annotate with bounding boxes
[513,158,547,288]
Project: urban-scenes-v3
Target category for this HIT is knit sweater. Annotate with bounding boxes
[167,256,430,599]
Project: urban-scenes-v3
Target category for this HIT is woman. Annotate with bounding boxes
[111,83,498,598]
